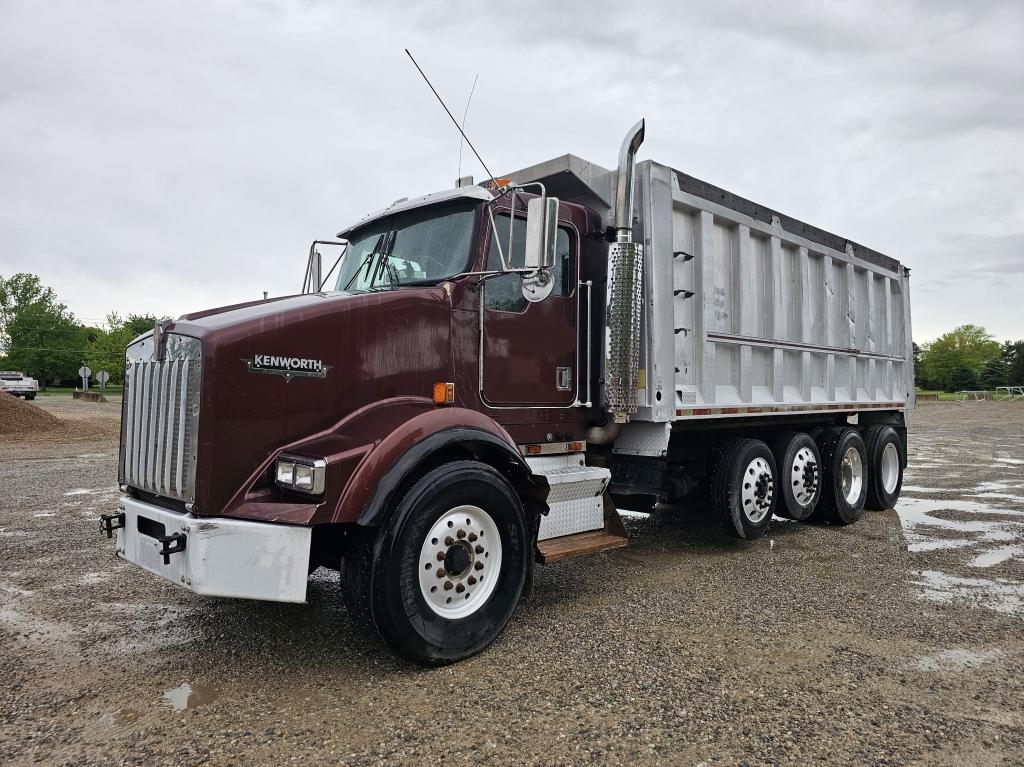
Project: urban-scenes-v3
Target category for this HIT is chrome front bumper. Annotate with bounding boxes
[111,495,312,603]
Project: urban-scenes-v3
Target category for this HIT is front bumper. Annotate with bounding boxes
[110,495,312,603]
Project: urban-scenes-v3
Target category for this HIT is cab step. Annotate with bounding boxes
[536,530,628,564]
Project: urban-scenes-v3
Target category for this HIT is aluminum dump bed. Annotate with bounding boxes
[505,155,914,427]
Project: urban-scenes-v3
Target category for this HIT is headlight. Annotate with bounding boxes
[274,455,326,495]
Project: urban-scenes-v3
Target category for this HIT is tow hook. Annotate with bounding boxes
[99,512,125,539]
[157,533,187,565]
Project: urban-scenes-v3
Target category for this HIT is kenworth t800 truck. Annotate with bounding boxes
[101,121,913,664]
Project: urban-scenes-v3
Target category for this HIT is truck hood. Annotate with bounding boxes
[165,288,455,515]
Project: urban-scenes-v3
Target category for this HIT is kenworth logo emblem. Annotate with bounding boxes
[244,354,330,382]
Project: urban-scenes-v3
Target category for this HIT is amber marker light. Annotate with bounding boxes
[433,382,455,405]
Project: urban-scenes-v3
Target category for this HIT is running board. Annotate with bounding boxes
[536,530,628,564]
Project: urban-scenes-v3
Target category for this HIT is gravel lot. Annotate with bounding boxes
[2,397,1023,766]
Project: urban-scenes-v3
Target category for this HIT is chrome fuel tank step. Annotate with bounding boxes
[525,455,610,541]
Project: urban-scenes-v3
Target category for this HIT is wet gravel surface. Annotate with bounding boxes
[1,398,1023,766]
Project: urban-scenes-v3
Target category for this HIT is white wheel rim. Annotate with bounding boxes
[740,457,774,523]
[880,442,900,495]
[418,505,502,619]
[840,446,864,505]
[790,446,819,507]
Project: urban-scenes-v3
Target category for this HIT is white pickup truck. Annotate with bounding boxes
[0,371,39,399]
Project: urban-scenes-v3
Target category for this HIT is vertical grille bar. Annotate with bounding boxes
[163,358,181,495]
[176,361,191,495]
[136,362,151,485]
[122,365,136,486]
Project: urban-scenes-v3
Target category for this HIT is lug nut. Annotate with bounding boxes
[474,544,484,554]
[436,551,446,561]
[457,529,466,539]
[443,581,454,591]
[468,533,478,542]
[436,569,446,578]
[445,536,454,546]
[455,583,465,593]
[467,576,477,585]
[474,561,484,571]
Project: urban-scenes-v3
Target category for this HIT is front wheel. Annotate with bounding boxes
[347,460,529,665]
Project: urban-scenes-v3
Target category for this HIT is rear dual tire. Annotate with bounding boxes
[810,427,868,525]
[769,431,821,521]
[711,438,778,540]
[864,425,904,511]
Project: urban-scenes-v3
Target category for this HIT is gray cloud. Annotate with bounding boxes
[0,0,1022,342]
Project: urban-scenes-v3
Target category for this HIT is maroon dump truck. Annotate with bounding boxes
[101,121,914,664]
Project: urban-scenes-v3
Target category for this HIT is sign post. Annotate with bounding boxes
[78,365,92,391]
[97,370,110,391]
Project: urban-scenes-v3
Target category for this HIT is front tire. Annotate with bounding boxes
[349,461,529,665]
[710,438,777,540]
[810,427,868,525]
[864,425,904,510]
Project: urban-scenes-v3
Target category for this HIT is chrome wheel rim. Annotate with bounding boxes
[791,446,819,507]
[840,446,864,505]
[418,505,501,619]
[740,457,774,523]
[880,442,900,495]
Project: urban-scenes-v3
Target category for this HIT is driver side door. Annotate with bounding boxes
[480,212,578,407]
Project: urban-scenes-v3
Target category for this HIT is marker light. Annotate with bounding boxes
[432,382,455,405]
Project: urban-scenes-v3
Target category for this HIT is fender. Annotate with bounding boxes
[336,410,543,527]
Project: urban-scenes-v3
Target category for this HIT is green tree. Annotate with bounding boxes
[82,313,135,385]
[0,273,83,386]
[980,355,1010,389]
[918,324,1001,392]
[125,313,159,338]
[1003,340,1024,385]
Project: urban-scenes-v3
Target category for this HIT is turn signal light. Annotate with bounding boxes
[433,382,455,405]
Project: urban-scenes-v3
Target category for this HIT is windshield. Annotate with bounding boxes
[333,201,478,292]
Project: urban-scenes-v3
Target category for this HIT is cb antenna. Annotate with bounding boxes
[405,49,496,183]
[457,73,479,181]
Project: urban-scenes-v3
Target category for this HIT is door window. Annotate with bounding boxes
[484,214,573,313]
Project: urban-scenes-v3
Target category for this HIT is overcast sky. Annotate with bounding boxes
[1,0,1022,342]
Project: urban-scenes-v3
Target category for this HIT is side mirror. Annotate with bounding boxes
[310,251,322,293]
[524,196,559,270]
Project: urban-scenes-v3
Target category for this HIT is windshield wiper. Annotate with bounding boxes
[343,234,385,292]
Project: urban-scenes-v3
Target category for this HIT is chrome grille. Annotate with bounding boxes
[120,335,201,503]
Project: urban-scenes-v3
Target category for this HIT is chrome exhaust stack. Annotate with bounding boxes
[613,119,646,243]
[604,119,646,424]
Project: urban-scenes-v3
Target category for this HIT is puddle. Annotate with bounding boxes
[162,683,220,711]
[911,570,1024,615]
[900,485,947,494]
[970,545,1024,568]
[912,648,1003,672]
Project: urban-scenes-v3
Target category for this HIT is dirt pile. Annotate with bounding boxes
[0,393,65,436]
